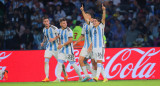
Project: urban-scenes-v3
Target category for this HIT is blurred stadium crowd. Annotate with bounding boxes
[0,0,160,50]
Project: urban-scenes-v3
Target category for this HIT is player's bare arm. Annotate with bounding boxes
[101,4,106,24]
[73,35,84,46]
[58,37,73,49]
[49,35,60,42]
[80,5,90,24]
[87,43,92,53]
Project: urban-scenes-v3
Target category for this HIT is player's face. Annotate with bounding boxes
[60,21,67,29]
[86,13,91,20]
[93,19,100,27]
[43,19,50,27]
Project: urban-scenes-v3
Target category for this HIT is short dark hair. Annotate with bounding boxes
[59,18,67,23]
[42,16,49,20]
[94,17,101,23]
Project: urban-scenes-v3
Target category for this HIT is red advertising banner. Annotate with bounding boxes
[0,47,160,82]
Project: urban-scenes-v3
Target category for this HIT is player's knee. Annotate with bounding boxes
[97,63,103,68]
[69,61,75,65]
[58,59,64,64]
[45,58,50,62]
[79,57,84,63]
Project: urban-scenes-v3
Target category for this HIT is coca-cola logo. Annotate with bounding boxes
[105,48,159,79]
[54,48,160,80]
[0,52,12,62]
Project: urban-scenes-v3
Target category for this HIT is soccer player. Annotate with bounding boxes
[88,4,108,82]
[56,18,83,82]
[73,5,96,82]
[41,17,67,82]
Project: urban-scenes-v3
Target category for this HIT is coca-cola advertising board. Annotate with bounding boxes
[0,47,160,82]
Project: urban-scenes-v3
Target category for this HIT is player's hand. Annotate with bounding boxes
[49,38,55,42]
[87,46,92,53]
[80,5,84,11]
[41,43,44,47]
[58,45,63,49]
[73,42,77,47]
[102,4,106,11]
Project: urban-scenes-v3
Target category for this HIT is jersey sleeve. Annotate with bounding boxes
[55,27,59,36]
[81,24,86,35]
[100,23,105,29]
[68,29,73,38]
[88,22,93,29]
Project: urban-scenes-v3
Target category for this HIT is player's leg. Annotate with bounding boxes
[55,53,66,82]
[69,61,83,81]
[79,56,90,77]
[79,48,90,81]
[53,51,68,81]
[91,58,97,78]
[93,49,108,82]
[101,48,108,82]
[42,50,52,82]
[67,54,83,81]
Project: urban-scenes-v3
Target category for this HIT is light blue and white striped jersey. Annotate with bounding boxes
[81,22,93,49]
[58,27,74,54]
[90,23,105,49]
[43,25,59,51]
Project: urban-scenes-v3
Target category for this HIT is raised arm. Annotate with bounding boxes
[80,5,90,24]
[101,4,106,24]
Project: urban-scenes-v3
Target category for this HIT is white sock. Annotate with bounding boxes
[93,70,97,78]
[96,63,102,78]
[45,62,49,78]
[85,63,94,77]
[62,64,67,76]
[101,66,106,79]
[57,62,63,80]
[82,66,89,77]
[71,63,82,78]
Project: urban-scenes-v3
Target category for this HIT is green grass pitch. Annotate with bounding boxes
[0,80,160,86]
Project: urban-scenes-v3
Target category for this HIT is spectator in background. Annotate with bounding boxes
[24,0,33,9]
[4,25,16,50]
[71,0,81,9]
[32,0,44,14]
[113,24,125,47]
[54,5,66,22]
[152,20,159,39]
[0,30,4,49]
[18,0,31,25]
[21,28,33,50]
[61,0,75,17]
[154,26,160,46]
[124,24,140,47]
[105,26,113,48]
[33,29,43,50]
[83,0,94,11]
[72,21,82,41]
[53,0,62,6]
[10,9,22,24]
[133,33,145,47]
[31,11,41,28]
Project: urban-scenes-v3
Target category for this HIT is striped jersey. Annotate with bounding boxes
[81,23,93,49]
[58,27,74,54]
[90,23,105,49]
[43,25,59,51]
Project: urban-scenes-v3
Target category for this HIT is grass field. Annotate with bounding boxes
[0,80,160,86]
